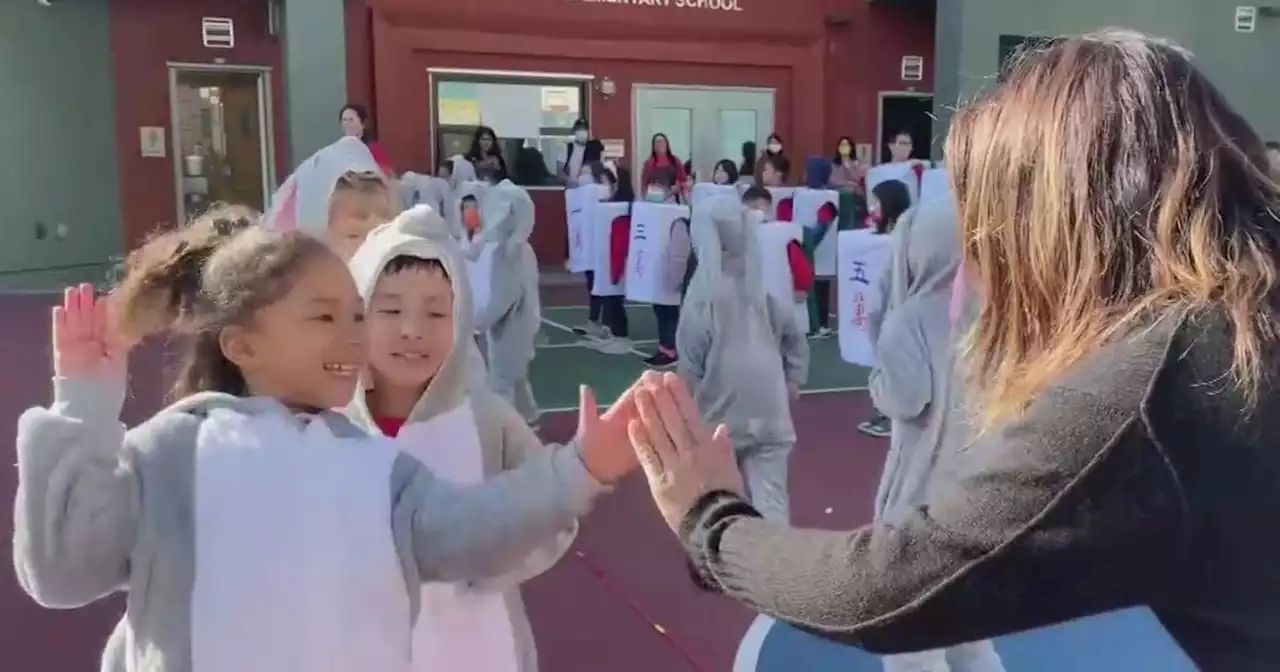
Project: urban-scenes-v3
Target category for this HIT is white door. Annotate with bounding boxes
[634,85,774,189]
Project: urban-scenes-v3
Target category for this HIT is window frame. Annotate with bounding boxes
[427,68,595,191]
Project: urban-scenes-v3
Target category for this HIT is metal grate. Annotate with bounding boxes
[201,17,235,49]
[1235,6,1258,33]
[900,56,924,82]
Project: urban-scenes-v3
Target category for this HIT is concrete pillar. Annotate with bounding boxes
[931,0,964,158]
[281,0,347,168]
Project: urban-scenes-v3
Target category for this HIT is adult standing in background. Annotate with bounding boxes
[626,30,1280,670]
[830,135,865,195]
[340,103,392,173]
[560,118,604,186]
[755,133,790,184]
[465,125,510,183]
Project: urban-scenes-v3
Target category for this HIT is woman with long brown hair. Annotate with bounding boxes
[624,30,1280,669]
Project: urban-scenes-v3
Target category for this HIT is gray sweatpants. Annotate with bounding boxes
[736,441,793,523]
[882,640,1005,672]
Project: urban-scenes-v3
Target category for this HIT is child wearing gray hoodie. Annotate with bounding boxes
[15,210,636,672]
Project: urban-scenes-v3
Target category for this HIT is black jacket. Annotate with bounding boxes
[682,305,1280,670]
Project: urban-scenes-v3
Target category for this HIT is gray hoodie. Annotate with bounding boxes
[677,199,809,446]
[868,197,962,523]
[344,207,575,670]
[474,180,541,387]
[16,378,602,670]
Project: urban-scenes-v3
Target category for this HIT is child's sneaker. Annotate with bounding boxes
[572,321,608,340]
[592,337,633,355]
[644,351,678,368]
[809,326,834,340]
[856,416,892,438]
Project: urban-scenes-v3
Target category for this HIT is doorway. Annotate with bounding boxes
[633,85,775,187]
[877,92,933,163]
[168,65,275,224]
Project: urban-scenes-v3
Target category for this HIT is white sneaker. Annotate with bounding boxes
[592,337,633,355]
[572,321,609,340]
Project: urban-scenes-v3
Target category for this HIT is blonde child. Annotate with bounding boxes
[345,207,574,670]
[14,210,640,671]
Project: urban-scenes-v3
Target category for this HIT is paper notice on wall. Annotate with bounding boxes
[565,185,598,273]
[601,138,626,159]
[625,201,690,306]
[837,229,893,367]
[477,83,542,139]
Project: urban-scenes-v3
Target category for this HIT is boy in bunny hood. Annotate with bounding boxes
[345,206,574,671]
[676,198,809,522]
[867,198,1004,672]
[262,136,395,261]
[470,180,541,425]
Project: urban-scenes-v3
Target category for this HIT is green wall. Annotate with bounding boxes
[934,0,1280,150]
[0,1,122,291]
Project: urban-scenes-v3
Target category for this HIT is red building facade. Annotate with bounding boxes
[108,0,933,261]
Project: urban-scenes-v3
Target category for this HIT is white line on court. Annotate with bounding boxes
[734,615,775,672]
[540,314,652,357]
[537,338,658,350]
[537,385,866,415]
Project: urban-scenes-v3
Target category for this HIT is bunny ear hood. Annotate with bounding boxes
[347,204,474,423]
[478,180,534,245]
[449,156,476,187]
[263,137,381,237]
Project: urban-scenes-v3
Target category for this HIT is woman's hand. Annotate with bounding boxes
[577,383,641,484]
[627,371,745,532]
[53,284,128,379]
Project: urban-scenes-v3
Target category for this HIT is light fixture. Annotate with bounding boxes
[597,77,616,98]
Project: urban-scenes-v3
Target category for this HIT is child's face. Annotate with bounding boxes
[328,191,395,261]
[760,164,781,186]
[745,198,770,215]
[460,198,481,233]
[230,251,367,410]
[713,167,729,185]
[366,264,455,395]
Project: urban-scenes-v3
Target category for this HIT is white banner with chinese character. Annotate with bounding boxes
[837,229,893,367]
[564,185,598,273]
[625,201,690,306]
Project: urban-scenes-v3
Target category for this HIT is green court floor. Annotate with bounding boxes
[531,304,869,411]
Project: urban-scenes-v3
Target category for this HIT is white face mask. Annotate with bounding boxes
[767,142,782,154]
[645,188,666,202]
[574,130,588,144]
[596,183,612,200]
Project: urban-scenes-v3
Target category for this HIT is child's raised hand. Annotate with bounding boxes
[53,284,127,379]
[575,383,641,484]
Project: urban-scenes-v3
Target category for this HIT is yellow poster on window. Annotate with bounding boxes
[439,98,480,126]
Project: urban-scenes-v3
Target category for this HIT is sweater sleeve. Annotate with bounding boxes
[681,383,1188,654]
[609,215,631,285]
[786,241,814,292]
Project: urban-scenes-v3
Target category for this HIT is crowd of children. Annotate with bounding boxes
[12,115,968,670]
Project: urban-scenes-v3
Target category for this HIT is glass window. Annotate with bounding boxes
[432,73,589,187]
[718,109,758,166]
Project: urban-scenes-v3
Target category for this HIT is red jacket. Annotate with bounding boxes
[773,198,817,292]
[609,215,631,285]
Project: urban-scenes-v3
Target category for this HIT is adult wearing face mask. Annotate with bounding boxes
[830,135,866,195]
[754,133,790,186]
[560,119,603,187]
